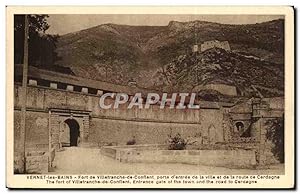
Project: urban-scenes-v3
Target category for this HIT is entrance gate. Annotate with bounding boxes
[49,108,90,151]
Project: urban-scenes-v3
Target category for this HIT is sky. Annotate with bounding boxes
[47,14,284,35]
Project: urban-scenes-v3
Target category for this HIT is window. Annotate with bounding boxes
[235,122,244,132]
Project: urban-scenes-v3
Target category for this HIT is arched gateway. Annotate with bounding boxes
[62,118,80,146]
[49,108,90,151]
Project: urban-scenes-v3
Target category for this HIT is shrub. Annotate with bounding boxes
[167,133,188,150]
[126,136,136,145]
[266,115,284,163]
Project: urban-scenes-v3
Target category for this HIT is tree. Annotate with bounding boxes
[14,15,60,67]
[266,115,284,163]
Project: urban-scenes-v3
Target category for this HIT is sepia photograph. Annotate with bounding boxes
[6,6,294,189]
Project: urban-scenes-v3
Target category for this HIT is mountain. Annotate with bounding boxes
[159,47,283,96]
[54,19,284,97]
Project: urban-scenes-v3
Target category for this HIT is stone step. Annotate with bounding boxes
[79,143,93,148]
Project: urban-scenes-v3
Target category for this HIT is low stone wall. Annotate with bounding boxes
[25,151,49,174]
[14,147,54,174]
[101,145,257,169]
[101,144,167,158]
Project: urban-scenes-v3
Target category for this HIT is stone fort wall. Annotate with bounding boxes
[14,84,226,151]
[13,83,284,173]
[200,40,231,52]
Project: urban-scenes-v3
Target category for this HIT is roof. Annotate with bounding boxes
[14,64,158,97]
[14,64,236,109]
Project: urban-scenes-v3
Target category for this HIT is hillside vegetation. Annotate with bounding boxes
[54,19,284,97]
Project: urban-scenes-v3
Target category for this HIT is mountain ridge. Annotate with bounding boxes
[54,19,284,97]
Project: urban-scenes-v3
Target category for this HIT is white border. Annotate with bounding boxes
[1,1,294,192]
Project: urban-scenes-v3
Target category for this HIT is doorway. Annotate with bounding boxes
[64,119,80,146]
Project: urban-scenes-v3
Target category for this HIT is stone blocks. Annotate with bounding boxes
[25,151,49,174]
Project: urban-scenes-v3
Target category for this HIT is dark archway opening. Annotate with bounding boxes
[235,122,244,132]
[64,119,80,146]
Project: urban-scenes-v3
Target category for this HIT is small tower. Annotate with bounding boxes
[192,24,199,53]
[192,45,198,52]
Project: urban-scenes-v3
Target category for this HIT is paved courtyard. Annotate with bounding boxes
[50,147,284,175]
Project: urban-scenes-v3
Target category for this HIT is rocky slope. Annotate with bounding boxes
[54,19,284,97]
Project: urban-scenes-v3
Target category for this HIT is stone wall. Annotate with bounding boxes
[200,40,231,52]
[14,110,49,173]
[14,84,284,172]
[89,101,224,146]
[102,145,257,169]
[25,151,49,174]
[14,111,49,148]
[89,118,202,146]
[14,85,225,148]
